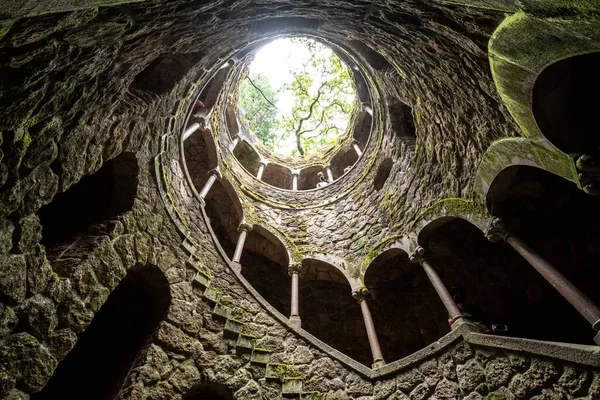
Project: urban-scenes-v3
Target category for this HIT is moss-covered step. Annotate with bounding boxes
[192,270,211,289]
[236,333,256,352]
[266,363,304,382]
[251,347,272,365]
[300,391,325,400]
[282,378,303,397]
[212,302,232,319]
[224,318,244,335]
[203,287,220,304]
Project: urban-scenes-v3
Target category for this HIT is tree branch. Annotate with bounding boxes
[245,76,282,115]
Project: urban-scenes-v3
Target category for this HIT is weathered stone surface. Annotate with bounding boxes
[409,382,430,400]
[234,379,262,400]
[508,359,559,399]
[25,244,53,295]
[397,368,424,393]
[0,255,27,302]
[46,328,77,361]
[156,322,197,355]
[346,372,373,396]
[485,356,514,389]
[433,378,459,400]
[15,294,57,339]
[293,345,315,364]
[56,290,93,333]
[457,359,485,392]
[0,304,17,338]
[169,360,200,393]
[374,378,396,399]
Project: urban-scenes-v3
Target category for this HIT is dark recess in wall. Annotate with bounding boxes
[374,158,393,190]
[31,264,170,400]
[38,152,138,251]
[389,100,416,139]
[130,52,204,95]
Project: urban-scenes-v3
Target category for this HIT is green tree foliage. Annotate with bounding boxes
[239,73,278,148]
[239,38,357,156]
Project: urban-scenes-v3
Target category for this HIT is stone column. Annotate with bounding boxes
[326,166,334,183]
[487,217,600,344]
[292,171,299,191]
[183,122,200,140]
[232,223,251,265]
[289,264,301,328]
[353,288,385,368]
[229,137,239,152]
[257,162,266,180]
[410,246,464,328]
[198,167,222,199]
[353,140,363,157]
[362,103,373,116]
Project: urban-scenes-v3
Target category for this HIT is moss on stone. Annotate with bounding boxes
[359,234,405,275]
[407,197,488,232]
[270,363,304,379]
[483,392,507,400]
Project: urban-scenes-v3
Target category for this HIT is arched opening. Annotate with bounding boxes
[349,40,393,71]
[373,158,393,190]
[297,165,325,190]
[364,249,448,362]
[239,228,290,315]
[330,146,358,179]
[388,99,416,140]
[38,152,138,260]
[299,259,370,366]
[184,384,235,400]
[532,52,600,154]
[232,140,261,176]
[225,102,239,136]
[261,163,292,190]
[486,165,600,344]
[130,52,204,96]
[353,110,372,150]
[199,63,232,111]
[184,127,218,192]
[32,264,170,400]
[204,180,242,258]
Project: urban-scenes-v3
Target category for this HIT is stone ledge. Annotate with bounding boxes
[465,332,600,368]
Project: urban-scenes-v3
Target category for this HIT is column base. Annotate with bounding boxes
[231,261,242,272]
[198,197,206,207]
[452,318,481,333]
[372,359,386,369]
[594,331,600,346]
[289,315,301,329]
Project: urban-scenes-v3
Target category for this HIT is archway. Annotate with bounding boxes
[233,140,261,176]
[487,165,600,343]
[532,52,600,154]
[32,264,170,399]
[262,163,292,189]
[204,180,242,258]
[299,259,370,366]
[364,249,448,362]
[239,227,291,316]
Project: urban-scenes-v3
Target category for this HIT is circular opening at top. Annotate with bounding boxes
[238,37,358,157]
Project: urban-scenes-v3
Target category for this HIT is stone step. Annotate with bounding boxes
[203,287,220,304]
[212,302,231,319]
[250,347,272,365]
[224,318,244,335]
[265,363,303,382]
[300,392,324,400]
[236,333,256,352]
[192,270,211,290]
[281,378,303,397]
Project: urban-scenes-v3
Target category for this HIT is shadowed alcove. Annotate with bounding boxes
[38,152,139,260]
[330,147,358,179]
[184,384,235,400]
[32,264,170,400]
[299,259,370,366]
[204,180,242,258]
[233,140,261,176]
[239,228,291,316]
[262,163,292,189]
[532,52,600,154]
[364,249,448,362]
[486,165,600,344]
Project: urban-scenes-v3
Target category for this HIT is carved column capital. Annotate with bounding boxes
[288,263,301,276]
[485,217,511,242]
[352,287,370,303]
[208,166,222,180]
[291,170,300,177]
[409,246,428,264]
[237,222,252,234]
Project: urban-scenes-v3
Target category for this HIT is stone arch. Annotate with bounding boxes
[184,383,235,400]
[363,248,449,362]
[261,162,292,190]
[239,224,292,316]
[352,110,372,150]
[373,158,393,190]
[232,140,261,176]
[38,152,139,262]
[184,125,219,192]
[330,146,358,179]
[199,62,232,111]
[297,165,326,190]
[475,137,578,205]
[32,264,170,400]
[489,12,600,142]
[204,179,244,258]
[298,257,370,366]
[532,51,600,154]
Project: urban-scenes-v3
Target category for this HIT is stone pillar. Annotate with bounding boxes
[257,162,266,180]
[232,223,252,265]
[292,171,299,191]
[362,103,373,116]
[183,122,200,141]
[410,246,464,328]
[289,264,301,328]
[353,140,363,157]
[326,166,334,183]
[199,167,222,199]
[487,217,600,343]
[353,289,385,368]
[229,137,239,152]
